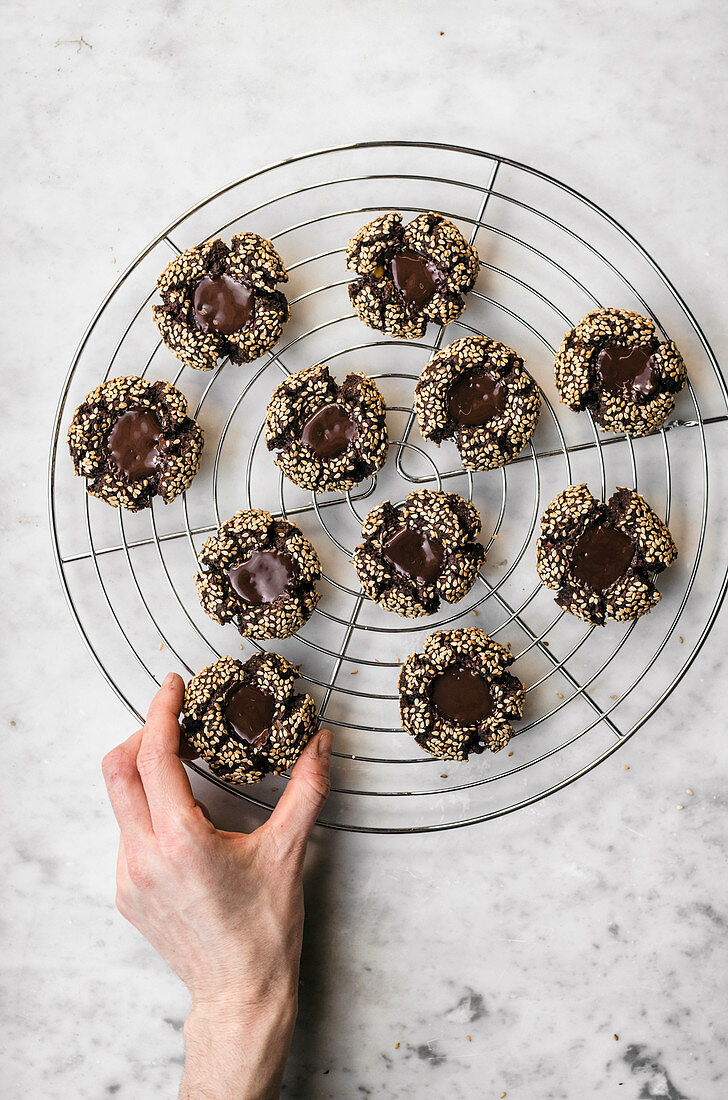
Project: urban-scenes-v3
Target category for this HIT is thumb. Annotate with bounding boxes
[267,729,333,850]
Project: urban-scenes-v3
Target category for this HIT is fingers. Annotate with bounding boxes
[102,728,152,842]
[146,671,186,730]
[267,729,333,853]
[115,838,151,925]
[135,673,197,833]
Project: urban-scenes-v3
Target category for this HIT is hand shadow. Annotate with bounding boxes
[282,825,340,1099]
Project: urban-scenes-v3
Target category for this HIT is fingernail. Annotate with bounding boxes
[163,672,176,688]
[317,730,333,758]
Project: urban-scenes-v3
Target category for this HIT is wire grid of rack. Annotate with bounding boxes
[49,142,728,832]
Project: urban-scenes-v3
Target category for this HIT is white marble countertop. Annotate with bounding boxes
[3,1,727,1097]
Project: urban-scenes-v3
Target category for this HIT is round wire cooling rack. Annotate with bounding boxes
[49,141,728,833]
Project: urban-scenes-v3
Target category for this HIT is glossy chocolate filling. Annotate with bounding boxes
[447,371,508,426]
[430,665,495,725]
[383,527,445,586]
[193,274,254,335]
[301,403,358,459]
[571,523,635,592]
[596,344,660,399]
[223,682,275,748]
[227,549,296,606]
[107,407,164,481]
[390,248,440,310]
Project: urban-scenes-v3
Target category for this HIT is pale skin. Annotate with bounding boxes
[102,672,333,1100]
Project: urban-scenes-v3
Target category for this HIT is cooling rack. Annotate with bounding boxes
[49,141,728,832]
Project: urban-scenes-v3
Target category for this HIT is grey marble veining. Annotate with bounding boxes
[2,1,727,1097]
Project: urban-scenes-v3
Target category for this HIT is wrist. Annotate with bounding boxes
[187,985,298,1032]
[182,993,297,1100]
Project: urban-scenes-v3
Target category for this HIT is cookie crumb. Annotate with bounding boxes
[466,1034,471,1042]
[556,691,564,699]
[508,750,514,756]
[677,804,684,810]
[679,636,684,643]
[10,720,16,727]
[614,1033,619,1041]
[55,35,92,51]
[394,1042,400,1050]
[472,609,479,616]
[350,669,358,675]
[686,788,694,795]
[441,774,448,779]
[610,694,618,700]
[159,642,164,650]
[271,787,278,792]
[623,764,630,770]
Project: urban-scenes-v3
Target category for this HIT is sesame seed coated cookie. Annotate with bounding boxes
[352,489,486,617]
[346,211,479,339]
[399,628,525,760]
[554,307,687,436]
[67,375,203,512]
[195,509,322,640]
[535,484,678,626]
[182,653,317,784]
[152,235,289,371]
[265,363,388,492]
[414,335,542,470]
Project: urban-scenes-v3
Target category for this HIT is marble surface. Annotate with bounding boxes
[3,1,728,1097]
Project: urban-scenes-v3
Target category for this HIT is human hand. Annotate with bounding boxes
[102,672,332,1100]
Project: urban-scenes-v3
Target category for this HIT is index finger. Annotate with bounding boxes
[102,727,152,842]
[135,673,197,833]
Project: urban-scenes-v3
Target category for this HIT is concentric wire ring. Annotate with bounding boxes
[49,142,728,832]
